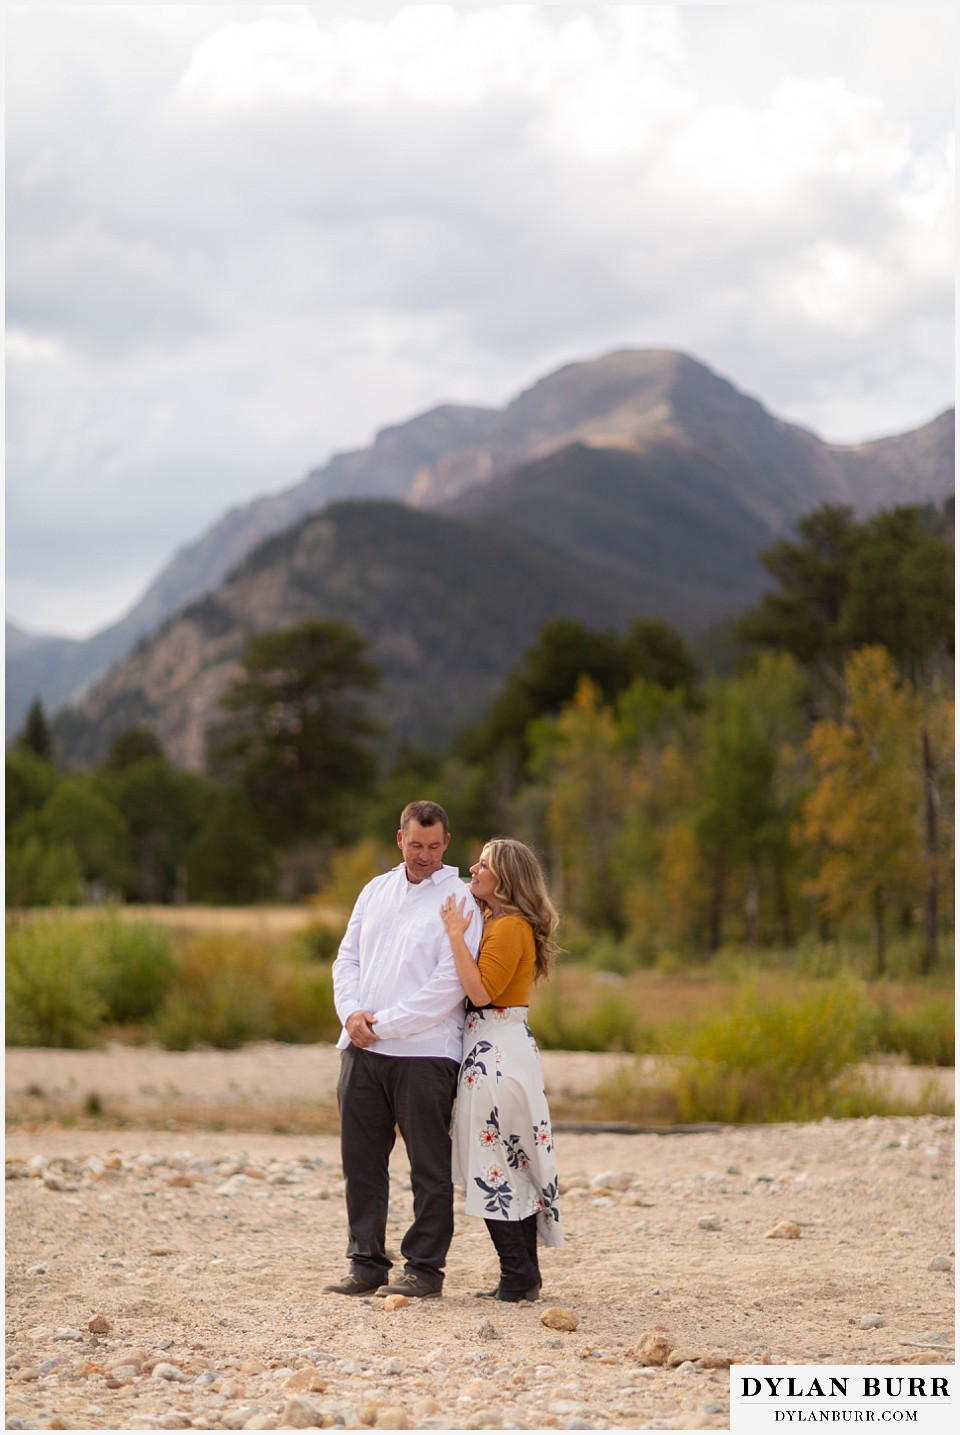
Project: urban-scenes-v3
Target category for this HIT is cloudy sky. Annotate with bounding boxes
[5,3,955,640]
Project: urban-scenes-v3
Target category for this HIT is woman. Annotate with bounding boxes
[440,837,563,1302]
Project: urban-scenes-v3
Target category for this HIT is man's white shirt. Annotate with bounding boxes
[333,863,482,1060]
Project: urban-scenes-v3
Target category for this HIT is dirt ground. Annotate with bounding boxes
[5,1045,955,1432]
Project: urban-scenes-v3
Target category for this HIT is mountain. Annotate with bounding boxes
[824,408,956,509]
[51,501,643,769]
[446,435,776,631]
[6,621,54,663]
[48,438,955,774]
[5,623,128,730]
[9,347,954,739]
[5,403,501,738]
[419,350,955,520]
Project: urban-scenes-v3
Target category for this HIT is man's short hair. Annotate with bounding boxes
[400,800,450,835]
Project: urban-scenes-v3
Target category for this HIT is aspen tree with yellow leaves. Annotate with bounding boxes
[798,647,930,974]
[529,677,631,933]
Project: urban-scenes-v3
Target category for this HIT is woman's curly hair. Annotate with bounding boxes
[483,837,560,983]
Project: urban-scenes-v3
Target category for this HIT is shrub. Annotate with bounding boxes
[583,933,642,976]
[870,999,955,1066]
[93,915,178,1024]
[152,935,279,1050]
[152,934,344,1049]
[554,917,597,962]
[709,947,764,982]
[668,978,875,1123]
[654,949,684,976]
[291,920,345,964]
[5,916,106,1047]
[533,987,642,1053]
[316,838,392,910]
[271,962,340,1043]
[5,835,83,909]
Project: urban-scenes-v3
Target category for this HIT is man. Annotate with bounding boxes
[324,800,482,1298]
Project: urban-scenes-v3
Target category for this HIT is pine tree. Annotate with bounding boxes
[207,620,381,845]
[17,698,54,762]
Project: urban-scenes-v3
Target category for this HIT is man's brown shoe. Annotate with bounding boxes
[374,1272,442,1299]
[322,1273,386,1296]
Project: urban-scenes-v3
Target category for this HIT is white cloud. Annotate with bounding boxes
[174,7,685,115]
[4,2,955,638]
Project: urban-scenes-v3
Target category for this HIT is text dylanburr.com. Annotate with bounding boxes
[730,1366,954,1434]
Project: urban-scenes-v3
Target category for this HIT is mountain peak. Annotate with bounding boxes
[502,346,699,435]
[7,346,954,739]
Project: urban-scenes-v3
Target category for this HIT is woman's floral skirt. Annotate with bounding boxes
[451,1006,563,1246]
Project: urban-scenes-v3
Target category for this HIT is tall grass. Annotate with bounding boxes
[543,950,953,1060]
[152,935,280,1050]
[533,985,646,1052]
[267,961,340,1045]
[668,979,875,1123]
[151,935,341,1049]
[543,945,953,1125]
[595,976,954,1125]
[6,911,177,1046]
[5,911,954,1124]
[870,999,955,1066]
[5,912,342,1052]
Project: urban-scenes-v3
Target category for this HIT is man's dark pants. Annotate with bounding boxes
[337,1046,459,1290]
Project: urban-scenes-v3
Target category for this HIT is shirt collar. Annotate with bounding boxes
[396,861,458,887]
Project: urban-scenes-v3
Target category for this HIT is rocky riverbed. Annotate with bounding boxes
[4,1047,955,1431]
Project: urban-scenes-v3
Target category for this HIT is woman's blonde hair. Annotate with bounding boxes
[484,838,559,983]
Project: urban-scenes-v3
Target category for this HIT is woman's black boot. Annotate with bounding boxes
[520,1213,541,1286]
[477,1217,541,1301]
